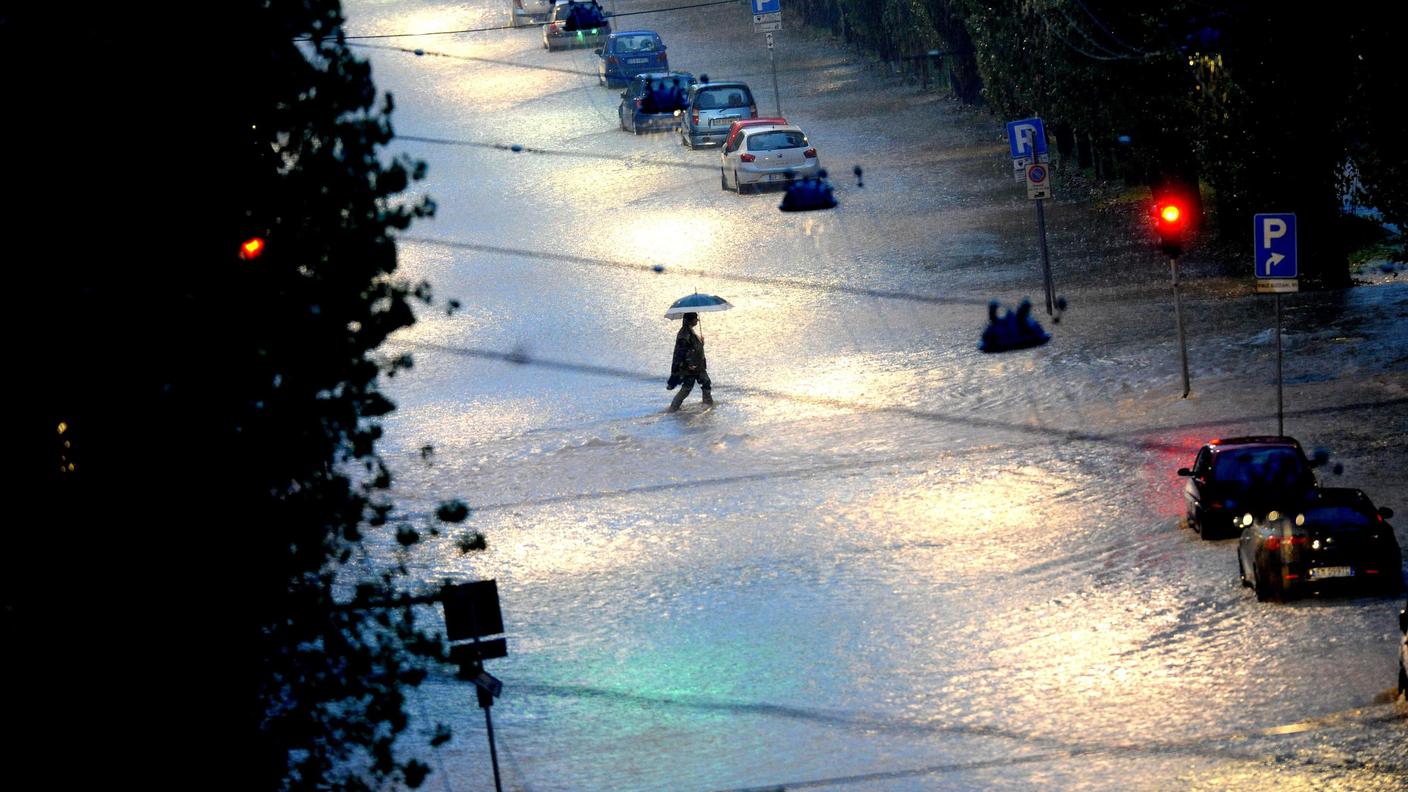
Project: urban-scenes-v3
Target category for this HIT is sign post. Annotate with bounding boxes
[1008,118,1055,314]
[752,0,782,116]
[1254,213,1297,436]
[442,581,509,792]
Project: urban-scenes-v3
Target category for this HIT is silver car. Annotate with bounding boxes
[720,124,820,193]
[679,81,756,149]
[510,0,554,27]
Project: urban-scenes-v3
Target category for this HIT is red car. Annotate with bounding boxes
[721,117,788,152]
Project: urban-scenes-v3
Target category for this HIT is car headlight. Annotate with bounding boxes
[1240,513,1254,527]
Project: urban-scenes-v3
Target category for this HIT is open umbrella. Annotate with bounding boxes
[664,292,733,318]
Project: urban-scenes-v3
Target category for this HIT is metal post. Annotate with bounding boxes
[769,46,781,117]
[1171,256,1190,398]
[1036,197,1054,315]
[478,687,504,792]
[1275,293,1284,435]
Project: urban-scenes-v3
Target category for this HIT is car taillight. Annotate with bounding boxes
[803,148,816,158]
[608,55,618,64]
[514,0,524,8]
[1264,534,1308,551]
[749,104,757,117]
[740,153,756,163]
[657,52,667,61]
[692,109,699,124]
[635,98,643,109]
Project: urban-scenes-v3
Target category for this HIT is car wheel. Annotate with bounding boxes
[735,171,751,194]
[1399,661,1407,700]
[1238,552,1249,588]
[721,168,729,191]
[619,109,626,131]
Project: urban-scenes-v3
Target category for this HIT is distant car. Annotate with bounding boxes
[617,71,696,134]
[1399,602,1407,700]
[596,31,667,87]
[720,124,820,193]
[1236,487,1402,602]
[510,0,554,27]
[720,117,788,151]
[1177,436,1318,539]
[543,0,610,51]
[679,81,757,149]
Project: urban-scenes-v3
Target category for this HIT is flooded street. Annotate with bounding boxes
[341,1,1408,788]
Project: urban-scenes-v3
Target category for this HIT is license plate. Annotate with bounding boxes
[765,173,791,182]
[627,57,647,64]
[711,117,737,126]
[1309,566,1354,579]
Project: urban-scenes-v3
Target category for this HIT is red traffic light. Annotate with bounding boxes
[239,237,266,260]
[1151,195,1197,257]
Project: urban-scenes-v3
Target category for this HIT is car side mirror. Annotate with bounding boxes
[1399,607,1407,633]
[1380,507,1394,519]
[594,47,603,55]
[1177,468,1193,477]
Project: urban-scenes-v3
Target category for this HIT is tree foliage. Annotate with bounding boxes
[7,2,469,789]
[790,0,1408,278]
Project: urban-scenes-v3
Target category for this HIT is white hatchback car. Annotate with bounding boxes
[720,124,819,193]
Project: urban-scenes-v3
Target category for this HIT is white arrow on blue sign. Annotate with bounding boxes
[1254,213,1297,278]
[1006,118,1047,160]
[752,0,781,14]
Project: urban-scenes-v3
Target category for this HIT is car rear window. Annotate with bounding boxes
[747,130,807,151]
[1298,506,1372,533]
[696,88,752,109]
[617,35,658,51]
[1212,447,1308,489]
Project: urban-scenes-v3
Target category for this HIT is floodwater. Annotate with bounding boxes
[337,1,1408,789]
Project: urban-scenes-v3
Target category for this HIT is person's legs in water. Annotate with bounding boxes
[697,371,713,405]
[669,376,695,412]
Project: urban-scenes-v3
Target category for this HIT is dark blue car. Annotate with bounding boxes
[596,31,667,87]
[617,71,695,134]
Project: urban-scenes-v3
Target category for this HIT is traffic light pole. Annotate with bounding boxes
[1275,293,1283,435]
[1170,256,1190,398]
[1036,197,1055,315]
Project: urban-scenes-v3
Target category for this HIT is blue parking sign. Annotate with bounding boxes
[1254,213,1297,278]
[1006,118,1047,160]
[751,0,780,13]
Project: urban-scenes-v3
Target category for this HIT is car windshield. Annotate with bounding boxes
[1298,506,1373,534]
[747,130,807,151]
[1212,447,1308,490]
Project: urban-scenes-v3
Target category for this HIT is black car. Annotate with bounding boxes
[1177,436,1318,539]
[1236,487,1402,602]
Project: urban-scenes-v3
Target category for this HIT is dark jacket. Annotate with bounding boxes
[670,324,706,381]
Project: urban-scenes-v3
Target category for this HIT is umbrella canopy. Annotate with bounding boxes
[664,292,733,318]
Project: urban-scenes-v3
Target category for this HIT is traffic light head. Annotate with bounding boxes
[1151,195,1197,258]
[239,236,266,261]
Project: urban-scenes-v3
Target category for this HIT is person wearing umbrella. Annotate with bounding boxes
[667,312,711,411]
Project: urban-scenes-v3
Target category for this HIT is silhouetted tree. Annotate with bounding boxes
[6,2,475,789]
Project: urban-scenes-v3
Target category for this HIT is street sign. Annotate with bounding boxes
[753,12,781,23]
[1025,162,1051,199]
[1255,279,1299,294]
[1012,152,1048,183]
[754,20,781,32]
[765,31,774,49]
[442,580,504,641]
[1254,213,1297,278]
[473,671,503,698]
[751,0,780,13]
[1006,118,1047,161]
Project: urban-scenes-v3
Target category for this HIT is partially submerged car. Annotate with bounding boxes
[596,30,667,88]
[617,71,696,134]
[543,0,610,51]
[1177,436,1318,539]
